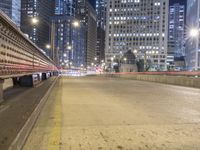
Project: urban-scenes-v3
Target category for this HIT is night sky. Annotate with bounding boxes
[89,0,96,8]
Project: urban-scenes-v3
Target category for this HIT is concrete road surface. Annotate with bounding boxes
[23,77,200,150]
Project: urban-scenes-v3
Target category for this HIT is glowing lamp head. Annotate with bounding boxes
[67,46,72,50]
[46,44,51,49]
[73,21,80,27]
[133,49,138,54]
[190,28,199,38]
[32,18,39,25]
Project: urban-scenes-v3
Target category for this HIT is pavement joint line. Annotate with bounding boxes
[8,76,59,150]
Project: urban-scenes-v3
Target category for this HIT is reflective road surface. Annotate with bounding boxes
[23,76,200,150]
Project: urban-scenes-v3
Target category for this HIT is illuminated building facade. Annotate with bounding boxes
[105,0,169,70]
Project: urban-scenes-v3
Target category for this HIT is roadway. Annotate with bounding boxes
[0,77,56,150]
[23,76,200,150]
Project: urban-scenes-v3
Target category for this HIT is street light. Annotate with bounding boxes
[67,45,72,50]
[188,28,200,71]
[63,53,67,57]
[31,17,39,25]
[46,44,51,49]
[133,49,138,54]
[72,21,80,28]
[189,28,199,38]
[30,17,57,62]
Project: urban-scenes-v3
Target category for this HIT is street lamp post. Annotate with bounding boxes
[189,28,199,70]
[31,17,56,63]
[110,57,114,72]
[123,57,127,64]
[94,57,98,66]
[68,20,80,67]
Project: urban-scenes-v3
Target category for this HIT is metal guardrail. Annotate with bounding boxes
[0,10,57,78]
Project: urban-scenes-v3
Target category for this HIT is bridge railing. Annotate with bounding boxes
[111,71,200,77]
[0,11,57,78]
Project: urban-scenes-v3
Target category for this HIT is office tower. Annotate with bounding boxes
[96,0,106,63]
[21,0,54,54]
[105,0,169,71]
[51,16,86,67]
[76,0,97,67]
[186,0,200,70]
[168,3,185,57]
[0,0,21,27]
[55,0,76,16]
[51,0,86,67]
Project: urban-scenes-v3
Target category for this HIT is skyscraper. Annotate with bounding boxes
[0,0,21,27]
[168,3,185,57]
[105,0,169,71]
[55,0,76,16]
[21,0,54,53]
[96,0,106,63]
[51,0,87,67]
[186,0,200,70]
[76,0,97,66]
[51,16,86,67]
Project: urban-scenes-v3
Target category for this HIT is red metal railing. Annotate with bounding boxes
[0,11,57,78]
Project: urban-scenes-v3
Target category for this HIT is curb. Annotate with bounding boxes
[8,77,59,150]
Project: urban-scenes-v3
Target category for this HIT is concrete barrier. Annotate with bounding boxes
[0,78,13,103]
[103,74,200,88]
[3,78,14,90]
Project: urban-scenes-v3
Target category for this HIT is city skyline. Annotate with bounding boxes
[2,2,200,149]
[1,0,199,71]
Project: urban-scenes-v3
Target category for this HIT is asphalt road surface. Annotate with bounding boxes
[23,77,200,150]
[0,77,56,150]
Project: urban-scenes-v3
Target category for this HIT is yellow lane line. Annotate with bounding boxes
[48,79,62,150]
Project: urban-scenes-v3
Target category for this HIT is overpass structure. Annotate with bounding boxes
[0,11,57,102]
